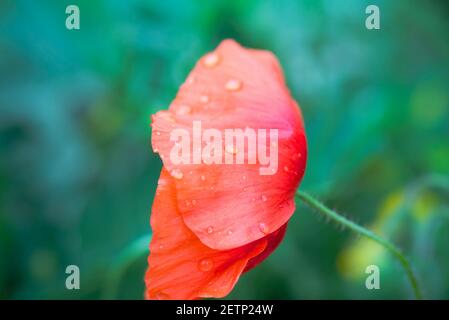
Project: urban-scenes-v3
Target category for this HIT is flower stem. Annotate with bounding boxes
[295,190,423,300]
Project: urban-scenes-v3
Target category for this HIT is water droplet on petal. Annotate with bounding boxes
[192,199,197,206]
[225,79,242,91]
[206,226,214,234]
[227,229,233,235]
[203,53,219,67]
[199,95,210,103]
[176,105,191,115]
[201,175,206,181]
[170,169,183,180]
[155,131,161,136]
[198,258,214,272]
[259,222,269,234]
[261,195,268,202]
[225,145,238,154]
[186,75,195,85]
[284,166,289,172]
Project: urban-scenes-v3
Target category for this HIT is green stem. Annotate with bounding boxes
[295,190,423,300]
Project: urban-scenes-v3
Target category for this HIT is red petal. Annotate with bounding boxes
[151,40,307,250]
[243,223,288,273]
[145,169,267,300]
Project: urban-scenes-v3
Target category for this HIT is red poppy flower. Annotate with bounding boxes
[145,39,307,299]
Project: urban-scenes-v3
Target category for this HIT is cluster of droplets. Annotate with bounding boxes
[161,48,271,276]
[169,52,246,155]
[198,52,243,105]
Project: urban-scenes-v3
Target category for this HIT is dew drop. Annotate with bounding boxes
[206,226,214,234]
[170,169,183,180]
[284,166,289,172]
[186,75,195,85]
[203,53,219,67]
[185,200,191,207]
[201,175,206,181]
[261,195,268,202]
[155,131,161,136]
[227,229,233,235]
[225,79,242,91]
[192,199,197,206]
[292,152,303,161]
[199,95,210,103]
[259,222,269,234]
[198,258,214,272]
[176,105,191,115]
[225,145,238,154]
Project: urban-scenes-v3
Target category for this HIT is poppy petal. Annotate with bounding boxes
[145,169,268,300]
[151,39,307,250]
[243,223,288,273]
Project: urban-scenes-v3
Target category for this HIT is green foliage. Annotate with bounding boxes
[0,0,448,299]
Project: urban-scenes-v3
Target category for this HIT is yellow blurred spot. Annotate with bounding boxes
[337,238,385,279]
[337,190,405,279]
[412,191,438,222]
[375,190,404,227]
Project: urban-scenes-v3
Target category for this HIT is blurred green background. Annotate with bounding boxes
[1,0,448,299]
